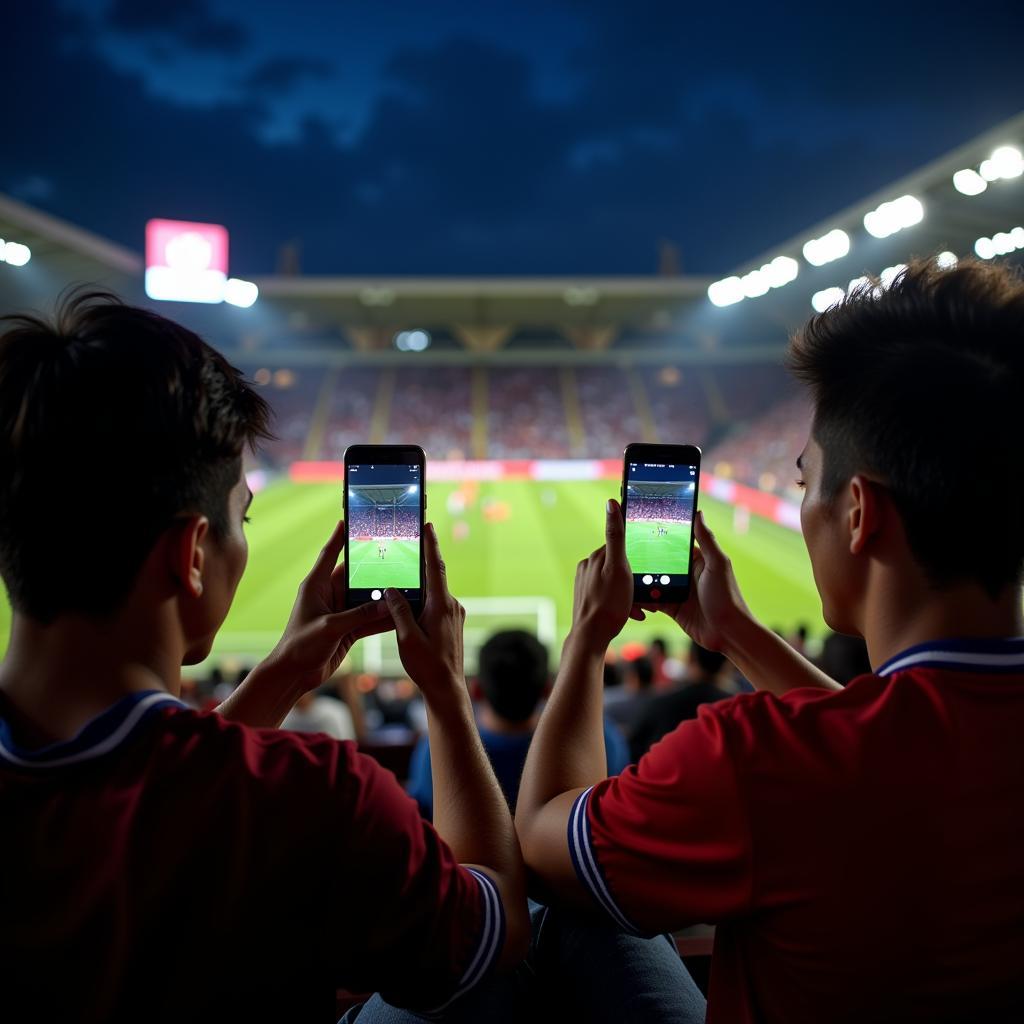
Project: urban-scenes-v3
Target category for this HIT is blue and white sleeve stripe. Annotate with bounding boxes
[423,868,505,1016]
[567,786,639,934]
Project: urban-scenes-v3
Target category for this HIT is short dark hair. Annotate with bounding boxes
[689,639,726,677]
[0,290,271,621]
[477,630,548,722]
[628,655,654,689]
[789,257,1024,598]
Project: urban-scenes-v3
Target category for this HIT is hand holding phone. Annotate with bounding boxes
[568,498,635,650]
[643,510,754,654]
[385,522,468,700]
[260,519,393,699]
[344,445,426,616]
[621,443,701,605]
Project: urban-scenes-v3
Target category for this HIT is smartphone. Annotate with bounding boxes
[343,445,426,615]
[621,443,701,605]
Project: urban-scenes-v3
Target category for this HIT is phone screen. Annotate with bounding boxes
[346,460,423,603]
[623,455,699,602]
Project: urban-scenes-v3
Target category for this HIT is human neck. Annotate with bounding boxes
[863,574,1023,671]
[0,611,181,742]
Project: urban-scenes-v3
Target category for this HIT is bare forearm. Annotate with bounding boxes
[215,657,305,727]
[516,629,607,833]
[725,613,841,695]
[425,684,524,884]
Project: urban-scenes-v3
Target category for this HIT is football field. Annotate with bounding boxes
[626,519,691,576]
[0,478,824,667]
[348,538,420,589]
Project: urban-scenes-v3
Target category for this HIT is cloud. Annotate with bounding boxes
[242,56,334,96]
[106,0,247,55]
[5,0,1024,278]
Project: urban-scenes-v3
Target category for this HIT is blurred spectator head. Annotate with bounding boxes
[0,291,271,632]
[624,655,655,692]
[650,637,669,659]
[603,661,623,689]
[789,258,1024,610]
[689,640,727,679]
[819,632,872,685]
[478,630,549,723]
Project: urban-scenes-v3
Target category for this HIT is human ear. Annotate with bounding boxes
[169,516,210,598]
[847,475,882,555]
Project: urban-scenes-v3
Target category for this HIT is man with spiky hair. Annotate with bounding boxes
[517,259,1024,1023]
[0,292,527,1022]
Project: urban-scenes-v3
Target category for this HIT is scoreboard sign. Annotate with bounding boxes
[145,218,229,303]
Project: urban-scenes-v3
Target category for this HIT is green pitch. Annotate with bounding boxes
[0,478,824,664]
[626,519,691,576]
[348,538,420,589]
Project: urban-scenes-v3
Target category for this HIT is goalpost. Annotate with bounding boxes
[360,595,558,675]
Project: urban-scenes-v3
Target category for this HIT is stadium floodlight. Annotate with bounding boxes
[952,168,987,196]
[802,228,850,267]
[406,329,430,351]
[224,277,258,308]
[975,236,996,260]
[977,227,1024,259]
[145,219,229,303]
[980,145,1024,182]
[764,255,799,287]
[741,268,770,298]
[710,256,797,307]
[811,287,845,313]
[847,275,870,294]
[0,240,31,266]
[936,251,958,269]
[863,195,924,239]
[708,276,745,307]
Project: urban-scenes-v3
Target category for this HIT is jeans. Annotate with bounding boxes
[341,902,706,1024]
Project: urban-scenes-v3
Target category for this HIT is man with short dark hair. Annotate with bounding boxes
[0,292,527,1021]
[516,259,1024,1023]
[628,640,731,760]
[408,629,628,817]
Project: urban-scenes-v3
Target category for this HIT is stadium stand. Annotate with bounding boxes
[386,366,473,459]
[240,365,322,466]
[487,367,571,458]
[576,366,646,457]
[321,367,379,458]
[706,393,813,498]
[640,366,711,448]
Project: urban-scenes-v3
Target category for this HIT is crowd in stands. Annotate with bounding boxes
[640,366,710,448]
[241,361,813,492]
[706,392,813,499]
[386,367,473,459]
[487,368,572,458]
[348,504,419,538]
[626,495,694,523]
[576,366,645,457]
[322,367,379,459]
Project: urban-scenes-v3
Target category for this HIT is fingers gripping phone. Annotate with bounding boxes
[621,443,701,605]
[343,445,426,615]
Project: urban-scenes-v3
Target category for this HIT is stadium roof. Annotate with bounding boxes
[707,109,1024,337]
[1,109,1021,360]
[0,192,141,311]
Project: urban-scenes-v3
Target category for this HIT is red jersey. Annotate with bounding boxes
[0,691,504,1023]
[569,637,1024,1023]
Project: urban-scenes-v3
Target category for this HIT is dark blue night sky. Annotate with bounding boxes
[6,0,1023,276]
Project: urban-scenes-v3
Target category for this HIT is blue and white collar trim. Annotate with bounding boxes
[877,637,1024,678]
[0,690,185,769]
